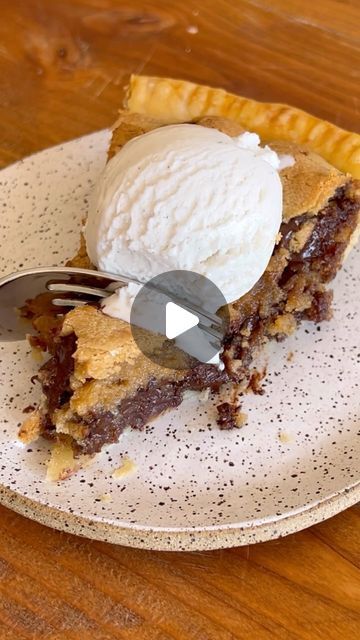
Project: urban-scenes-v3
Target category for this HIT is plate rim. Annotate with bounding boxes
[0,481,358,550]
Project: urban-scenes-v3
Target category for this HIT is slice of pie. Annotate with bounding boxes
[20,76,360,480]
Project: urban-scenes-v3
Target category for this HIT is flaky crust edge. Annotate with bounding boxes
[127,75,360,179]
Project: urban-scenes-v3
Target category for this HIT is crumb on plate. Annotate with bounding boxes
[112,457,138,480]
[278,431,292,443]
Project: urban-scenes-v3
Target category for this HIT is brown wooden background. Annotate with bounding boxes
[0,1,359,638]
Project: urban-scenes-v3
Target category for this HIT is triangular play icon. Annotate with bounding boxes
[165,301,199,340]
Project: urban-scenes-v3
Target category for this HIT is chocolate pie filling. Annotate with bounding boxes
[31,184,359,456]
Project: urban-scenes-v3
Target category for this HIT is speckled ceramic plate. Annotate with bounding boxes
[0,132,359,551]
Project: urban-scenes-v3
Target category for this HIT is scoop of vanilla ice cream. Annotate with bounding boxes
[85,124,283,305]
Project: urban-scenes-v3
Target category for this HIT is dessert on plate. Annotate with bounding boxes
[20,75,360,480]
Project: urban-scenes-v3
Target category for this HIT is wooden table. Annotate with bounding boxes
[0,1,359,637]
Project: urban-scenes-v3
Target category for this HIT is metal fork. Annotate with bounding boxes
[0,267,224,342]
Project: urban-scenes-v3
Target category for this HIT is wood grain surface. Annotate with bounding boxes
[0,0,359,638]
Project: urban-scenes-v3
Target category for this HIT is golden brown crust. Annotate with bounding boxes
[61,305,138,381]
[108,110,162,160]
[194,115,245,137]
[272,141,348,221]
[127,75,360,178]
[66,234,93,269]
[18,410,43,444]
[267,313,298,337]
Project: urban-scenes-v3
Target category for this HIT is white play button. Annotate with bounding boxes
[130,270,229,369]
[165,301,199,340]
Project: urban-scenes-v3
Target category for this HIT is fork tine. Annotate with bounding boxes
[0,266,228,343]
[47,283,112,298]
[148,281,224,328]
[52,298,89,307]
[198,322,223,341]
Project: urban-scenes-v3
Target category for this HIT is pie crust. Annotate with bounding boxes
[127,75,360,178]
